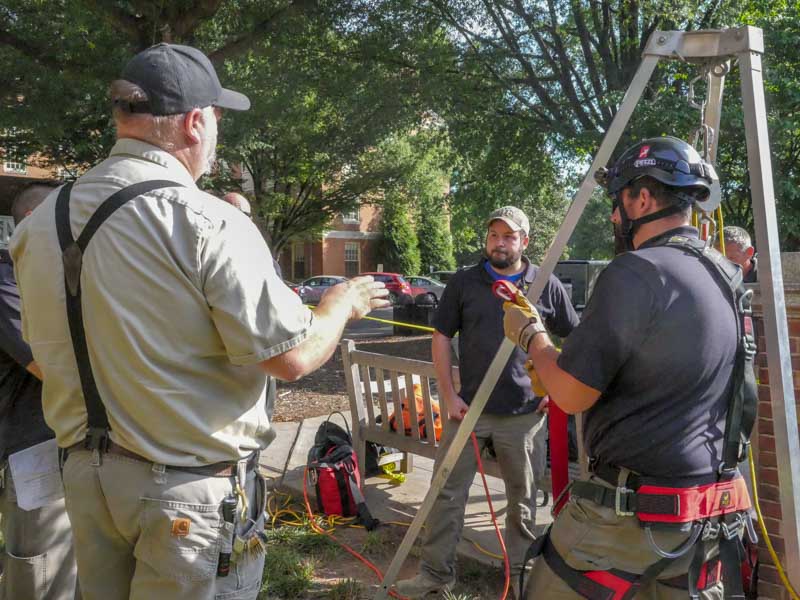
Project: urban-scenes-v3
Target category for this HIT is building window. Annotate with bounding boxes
[344,242,360,277]
[3,161,26,174]
[342,207,360,224]
[292,242,306,280]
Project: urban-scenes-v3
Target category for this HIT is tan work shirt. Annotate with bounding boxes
[10,139,311,466]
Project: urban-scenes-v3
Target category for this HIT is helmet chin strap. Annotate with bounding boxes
[615,197,693,252]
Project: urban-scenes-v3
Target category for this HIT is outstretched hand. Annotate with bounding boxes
[324,276,391,321]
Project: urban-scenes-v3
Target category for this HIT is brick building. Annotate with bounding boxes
[752,254,800,599]
[275,203,383,282]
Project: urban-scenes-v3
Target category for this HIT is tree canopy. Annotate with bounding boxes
[3,0,800,262]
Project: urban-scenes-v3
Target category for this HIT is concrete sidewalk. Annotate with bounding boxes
[260,415,557,571]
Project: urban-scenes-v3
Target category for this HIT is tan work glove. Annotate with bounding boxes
[524,359,548,397]
[502,297,547,353]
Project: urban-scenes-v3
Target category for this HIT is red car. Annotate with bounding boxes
[360,272,413,303]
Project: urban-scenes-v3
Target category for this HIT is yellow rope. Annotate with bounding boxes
[749,446,800,599]
[307,304,436,333]
[360,315,435,332]
[716,206,726,255]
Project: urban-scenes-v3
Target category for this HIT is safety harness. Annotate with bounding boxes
[55,180,182,463]
[523,234,759,599]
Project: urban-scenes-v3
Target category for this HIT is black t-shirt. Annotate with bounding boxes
[0,250,53,460]
[557,227,738,480]
[434,257,579,415]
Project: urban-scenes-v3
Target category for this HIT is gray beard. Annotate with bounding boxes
[202,144,217,176]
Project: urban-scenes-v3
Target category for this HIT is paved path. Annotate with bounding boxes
[260,415,559,572]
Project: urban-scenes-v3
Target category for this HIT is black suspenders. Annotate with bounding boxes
[55,180,182,457]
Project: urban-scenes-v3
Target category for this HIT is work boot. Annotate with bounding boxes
[395,572,455,598]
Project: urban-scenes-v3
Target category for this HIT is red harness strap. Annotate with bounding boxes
[539,535,722,600]
[636,476,751,524]
[549,402,570,515]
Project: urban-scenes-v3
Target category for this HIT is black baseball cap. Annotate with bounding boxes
[119,43,250,116]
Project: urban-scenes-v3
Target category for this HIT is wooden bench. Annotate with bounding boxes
[340,338,503,478]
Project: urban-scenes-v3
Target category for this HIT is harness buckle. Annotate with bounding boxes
[702,520,721,541]
[615,467,636,517]
[721,515,745,540]
[615,484,635,517]
[742,333,757,358]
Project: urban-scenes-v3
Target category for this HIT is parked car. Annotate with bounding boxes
[360,272,413,304]
[429,270,456,284]
[283,279,301,295]
[296,275,348,304]
[406,276,446,302]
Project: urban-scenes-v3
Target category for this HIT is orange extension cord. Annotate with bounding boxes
[301,431,512,600]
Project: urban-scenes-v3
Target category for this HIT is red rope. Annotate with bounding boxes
[471,432,511,600]
[302,467,409,599]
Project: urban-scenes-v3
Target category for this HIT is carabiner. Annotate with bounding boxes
[492,279,519,303]
[645,521,703,559]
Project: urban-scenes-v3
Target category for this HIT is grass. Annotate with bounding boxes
[327,578,364,599]
[259,545,315,599]
[448,554,507,600]
[254,490,506,599]
[360,528,396,558]
[443,593,482,600]
[258,524,334,599]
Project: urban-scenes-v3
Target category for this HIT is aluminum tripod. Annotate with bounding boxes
[376,26,800,598]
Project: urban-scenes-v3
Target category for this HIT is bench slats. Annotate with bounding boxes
[389,370,404,441]
[350,349,439,378]
[376,368,390,432]
[361,364,376,426]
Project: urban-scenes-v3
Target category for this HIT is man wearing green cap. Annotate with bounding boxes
[397,206,579,599]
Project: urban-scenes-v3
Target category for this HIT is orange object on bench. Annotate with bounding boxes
[388,384,443,441]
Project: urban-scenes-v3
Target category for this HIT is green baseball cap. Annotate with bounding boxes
[487,206,530,236]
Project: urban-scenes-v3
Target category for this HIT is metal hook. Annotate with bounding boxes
[645,522,703,559]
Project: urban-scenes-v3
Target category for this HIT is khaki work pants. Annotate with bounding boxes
[420,410,547,583]
[62,449,265,600]
[524,476,723,599]
[0,464,81,600]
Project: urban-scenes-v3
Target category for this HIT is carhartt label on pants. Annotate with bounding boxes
[171,518,191,537]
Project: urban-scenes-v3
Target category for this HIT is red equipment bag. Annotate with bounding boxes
[306,412,378,530]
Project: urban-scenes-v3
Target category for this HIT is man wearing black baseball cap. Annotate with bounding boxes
[11,43,388,600]
[118,43,251,115]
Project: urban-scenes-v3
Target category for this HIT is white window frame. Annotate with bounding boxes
[3,161,27,174]
[344,242,360,277]
[342,207,360,224]
[292,242,306,280]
